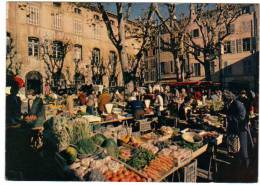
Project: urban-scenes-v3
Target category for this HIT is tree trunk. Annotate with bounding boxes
[204,60,212,81]
[173,53,180,81]
[180,58,185,82]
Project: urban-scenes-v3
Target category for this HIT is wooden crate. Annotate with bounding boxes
[184,160,197,182]
[179,160,197,182]
[173,149,192,167]
[139,120,152,133]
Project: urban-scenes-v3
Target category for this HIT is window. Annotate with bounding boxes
[53,2,61,7]
[92,24,100,40]
[28,37,39,58]
[150,58,156,68]
[74,44,82,60]
[92,48,100,66]
[194,63,201,76]
[170,61,174,73]
[109,51,117,72]
[210,61,215,75]
[94,15,100,21]
[53,13,62,30]
[241,6,250,14]
[230,40,236,53]
[227,24,235,34]
[236,39,242,53]
[243,38,251,51]
[145,72,149,81]
[224,61,232,76]
[224,41,231,54]
[192,29,199,38]
[52,41,64,60]
[27,6,39,25]
[74,7,81,14]
[74,19,83,35]
[160,62,165,74]
[153,48,156,55]
[243,59,253,74]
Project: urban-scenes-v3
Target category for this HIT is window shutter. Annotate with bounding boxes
[231,40,236,53]
[165,62,171,74]
[236,39,242,53]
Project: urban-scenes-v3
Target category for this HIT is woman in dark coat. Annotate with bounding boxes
[27,89,45,127]
[223,90,251,168]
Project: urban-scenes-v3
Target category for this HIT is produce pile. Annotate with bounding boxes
[142,155,175,181]
[43,115,92,151]
[126,148,155,170]
[203,115,224,128]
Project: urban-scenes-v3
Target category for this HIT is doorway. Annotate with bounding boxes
[25,71,43,94]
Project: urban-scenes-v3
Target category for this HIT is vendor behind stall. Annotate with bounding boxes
[6,83,22,125]
[26,89,45,127]
[178,95,193,120]
[66,90,74,115]
[154,90,164,116]
[127,96,145,120]
[98,88,111,114]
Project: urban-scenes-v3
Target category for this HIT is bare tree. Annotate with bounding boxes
[185,4,241,81]
[40,38,72,88]
[154,3,191,82]
[97,3,157,88]
[6,35,22,76]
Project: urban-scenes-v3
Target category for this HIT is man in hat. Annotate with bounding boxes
[98,88,111,114]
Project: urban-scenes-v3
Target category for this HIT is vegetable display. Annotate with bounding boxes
[142,155,175,181]
[60,146,78,164]
[91,134,107,146]
[76,138,98,155]
[101,138,119,158]
[127,148,155,170]
[103,166,146,182]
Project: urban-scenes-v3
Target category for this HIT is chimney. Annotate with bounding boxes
[190,4,196,22]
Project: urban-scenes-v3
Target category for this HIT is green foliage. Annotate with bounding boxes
[76,138,97,155]
[127,148,155,170]
[91,134,107,146]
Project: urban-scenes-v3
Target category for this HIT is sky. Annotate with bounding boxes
[102,3,216,20]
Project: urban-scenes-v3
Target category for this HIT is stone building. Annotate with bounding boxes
[6,2,140,93]
[144,4,259,90]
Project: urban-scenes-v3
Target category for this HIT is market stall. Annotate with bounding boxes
[39,113,223,182]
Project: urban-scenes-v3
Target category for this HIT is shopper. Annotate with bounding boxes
[6,83,22,125]
[223,90,251,168]
[27,89,45,126]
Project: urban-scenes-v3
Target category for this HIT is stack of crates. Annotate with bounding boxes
[178,159,198,182]
[184,159,198,182]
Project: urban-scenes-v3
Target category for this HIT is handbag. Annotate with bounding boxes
[227,134,240,153]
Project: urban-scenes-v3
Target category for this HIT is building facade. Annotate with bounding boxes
[144,4,259,90]
[6,2,140,93]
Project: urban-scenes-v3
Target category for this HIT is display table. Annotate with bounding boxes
[156,134,223,182]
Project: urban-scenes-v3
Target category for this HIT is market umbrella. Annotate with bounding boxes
[14,76,25,88]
